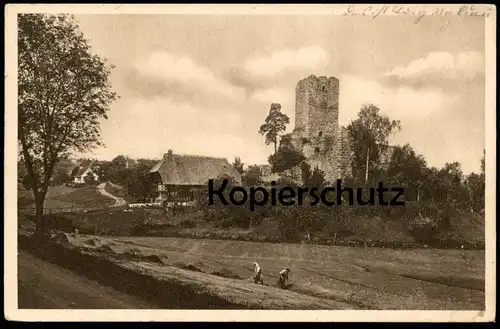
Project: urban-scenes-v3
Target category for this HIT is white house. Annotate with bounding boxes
[72,159,99,184]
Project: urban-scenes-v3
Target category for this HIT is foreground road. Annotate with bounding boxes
[18,251,157,309]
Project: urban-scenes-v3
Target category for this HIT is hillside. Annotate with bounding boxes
[18,184,115,211]
[17,227,485,310]
[32,205,485,250]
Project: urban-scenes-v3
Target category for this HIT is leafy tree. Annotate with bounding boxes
[242,165,262,186]
[268,143,306,173]
[310,167,326,188]
[94,160,112,183]
[50,158,74,185]
[419,162,470,208]
[468,149,486,213]
[109,155,132,185]
[22,173,34,190]
[421,167,448,203]
[386,144,427,201]
[18,14,117,235]
[466,172,485,213]
[232,157,244,174]
[111,155,129,168]
[259,103,290,154]
[301,162,326,188]
[300,162,312,186]
[18,160,28,182]
[441,162,466,206]
[51,163,71,185]
[125,159,157,202]
[347,104,401,182]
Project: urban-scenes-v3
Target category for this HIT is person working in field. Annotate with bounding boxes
[278,268,290,289]
[253,262,264,284]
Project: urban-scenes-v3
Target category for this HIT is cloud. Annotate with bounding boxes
[251,87,293,104]
[92,97,273,166]
[244,46,329,78]
[339,74,457,125]
[131,51,246,105]
[225,46,332,98]
[95,49,484,175]
[224,66,264,92]
[338,74,483,174]
[383,51,485,90]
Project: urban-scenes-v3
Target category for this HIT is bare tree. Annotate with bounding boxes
[18,14,118,235]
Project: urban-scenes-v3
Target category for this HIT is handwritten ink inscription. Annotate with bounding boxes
[342,5,492,24]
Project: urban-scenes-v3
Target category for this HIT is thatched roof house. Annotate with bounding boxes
[150,151,242,185]
[149,150,242,202]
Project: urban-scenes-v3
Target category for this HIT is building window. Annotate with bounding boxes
[314,147,320,153]
[318,131,322,137]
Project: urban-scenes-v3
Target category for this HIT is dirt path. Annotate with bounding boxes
[18,251,158,309]
[97,183,126,207]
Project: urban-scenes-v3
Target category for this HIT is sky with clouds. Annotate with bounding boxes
[74,14,485,174]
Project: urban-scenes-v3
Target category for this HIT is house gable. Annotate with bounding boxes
[72,160,98,182]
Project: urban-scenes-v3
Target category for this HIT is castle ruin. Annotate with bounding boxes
[289,75,353,182]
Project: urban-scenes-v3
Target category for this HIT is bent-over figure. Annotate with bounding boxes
[253,262,264,284]
[278,268,290,289]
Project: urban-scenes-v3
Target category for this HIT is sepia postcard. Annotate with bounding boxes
[4,3,496,322]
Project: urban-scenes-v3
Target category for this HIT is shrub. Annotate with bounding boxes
[277,207,301,241]
[25,213,75,233]
[178,219,196,228]
[402,202,454,243]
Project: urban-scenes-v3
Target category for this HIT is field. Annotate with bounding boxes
[18,184,115,211]
[17,184,485,310]
[28,227,483,310]
[104,182,135,203]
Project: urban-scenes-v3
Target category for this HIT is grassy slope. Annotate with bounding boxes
[18,251,159,309]
[104,182,135,203]
[18,184,115,210]
[18,230,356,310]
[18,184,485,248]
[66,234,484,310]
[52,207,484,248]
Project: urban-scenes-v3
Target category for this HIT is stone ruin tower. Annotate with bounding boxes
[290,75,352,182]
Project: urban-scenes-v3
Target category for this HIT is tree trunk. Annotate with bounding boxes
[34,191,49,236]
[365,147,370,183]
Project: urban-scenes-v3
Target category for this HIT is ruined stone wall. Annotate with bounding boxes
[288,74,357,183]
[293,79,310,139]
[292,75,340,158]
[337,126,353,179]
[304,154,334,183]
